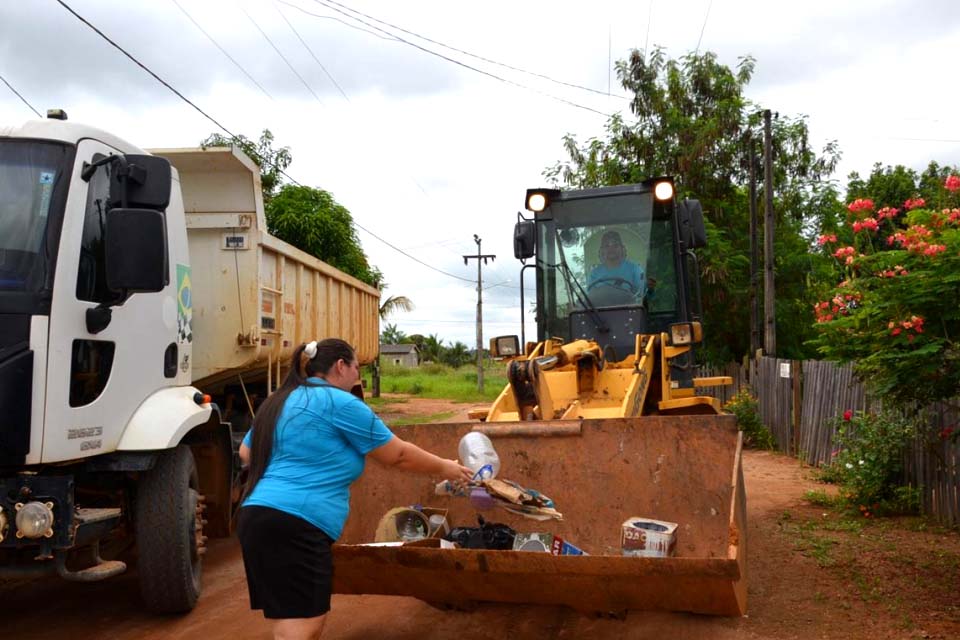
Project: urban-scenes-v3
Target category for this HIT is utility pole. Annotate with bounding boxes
[762,109,776,356]
[747,132,761,357]
[463,235,496,393]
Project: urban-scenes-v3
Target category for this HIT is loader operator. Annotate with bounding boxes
[587,230,656,305]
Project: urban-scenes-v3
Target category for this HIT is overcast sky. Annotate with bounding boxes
[2,0,959,347]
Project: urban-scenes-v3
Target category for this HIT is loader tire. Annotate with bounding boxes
[135,444,203,613]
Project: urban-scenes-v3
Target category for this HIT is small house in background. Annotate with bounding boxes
[380,343,419,368]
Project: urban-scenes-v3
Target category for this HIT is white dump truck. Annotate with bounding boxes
[0,111,379,611]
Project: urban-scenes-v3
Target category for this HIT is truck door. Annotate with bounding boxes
[43,139,178,462]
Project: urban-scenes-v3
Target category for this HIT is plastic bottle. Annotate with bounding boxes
[458,432,501,481]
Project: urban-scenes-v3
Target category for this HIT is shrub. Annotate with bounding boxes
[724,388,775,450]
[826,409,918,516]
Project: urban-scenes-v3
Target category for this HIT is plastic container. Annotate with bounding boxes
[458,432,501,481]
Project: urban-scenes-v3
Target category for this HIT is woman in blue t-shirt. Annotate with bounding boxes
[237,338,471,640]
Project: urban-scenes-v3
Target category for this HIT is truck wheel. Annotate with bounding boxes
[136,444,203,613]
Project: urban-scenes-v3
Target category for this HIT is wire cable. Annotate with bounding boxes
[307,0,611,117]
[695,0,713,55]
[169,0,275,101]
[273,0,349,102]
[52,0,486,286]
[55,0,240,140]
[241,5,324,106]
[276,0,399,42]
[0,70,42,117]
[316,0,627,100]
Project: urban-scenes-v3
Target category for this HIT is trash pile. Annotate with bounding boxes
[369,431,677,558]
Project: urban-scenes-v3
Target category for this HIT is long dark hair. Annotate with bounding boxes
[242,338,356,501]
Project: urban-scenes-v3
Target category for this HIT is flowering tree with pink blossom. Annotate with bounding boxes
[812,175,960,407]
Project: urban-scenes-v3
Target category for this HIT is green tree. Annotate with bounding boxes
[812,177,960,407]
[443,341,470,368]
[200,129,291,202]
[379,295,415,319]
[420,333,445,363]
[267,184,383,288]
[547,48,841,362]
[381,322,407,345]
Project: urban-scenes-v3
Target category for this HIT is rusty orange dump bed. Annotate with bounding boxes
[334,415,746,616]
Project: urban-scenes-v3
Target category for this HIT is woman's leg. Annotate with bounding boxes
[272,614,327,640]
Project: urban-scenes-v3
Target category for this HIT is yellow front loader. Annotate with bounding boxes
[333,179,747,616]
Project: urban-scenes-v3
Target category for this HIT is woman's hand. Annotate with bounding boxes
[442,459,474,483]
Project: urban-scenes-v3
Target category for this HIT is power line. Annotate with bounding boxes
[241,5,325,106]
[276,0,399,42]
[55,0,239,140]
[53,0,474,286]
[308,0,611,117]
[274,0,350,103]
[0,70,41,117]
[317,0,627,100]
[695,0,713,55]
[273,1,428,197]
[169,0,275,101]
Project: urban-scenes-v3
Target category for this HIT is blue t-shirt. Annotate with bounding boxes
[588,260,645,296]
[241,378,394,540]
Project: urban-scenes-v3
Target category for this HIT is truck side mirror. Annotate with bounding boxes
[514,221,535,260]
[678,200,707,249]
[105,208,168,294]
[108,154,172,210]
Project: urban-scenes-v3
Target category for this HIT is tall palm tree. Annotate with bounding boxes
[379,295,415,319]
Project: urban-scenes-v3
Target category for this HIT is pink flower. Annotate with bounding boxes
[817,233,838,246]
[945,175,960,192]
[843,410,853,421]
[847,198,875,213]
[903,198,925,210]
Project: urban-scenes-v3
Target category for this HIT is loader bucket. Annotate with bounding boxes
[333,415,746,616]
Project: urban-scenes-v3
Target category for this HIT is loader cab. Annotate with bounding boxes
[517,179,704,360]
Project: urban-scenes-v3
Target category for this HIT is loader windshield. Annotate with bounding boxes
[535,189,682,341]
[0,140,74,305]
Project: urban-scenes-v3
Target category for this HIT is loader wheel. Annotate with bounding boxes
[135,444,204,613]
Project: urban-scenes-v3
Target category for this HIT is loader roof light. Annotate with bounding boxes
[654,181,674,201]
[527,193,547,212]
[14,501,55,539]
[668,321,703,346]
[525,188,560,213]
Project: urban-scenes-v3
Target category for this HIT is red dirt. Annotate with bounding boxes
[3,397,958,639]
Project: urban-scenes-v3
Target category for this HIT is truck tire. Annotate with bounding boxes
[135,444,203,613]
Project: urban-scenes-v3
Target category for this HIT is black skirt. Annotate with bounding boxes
[236,505,334,619]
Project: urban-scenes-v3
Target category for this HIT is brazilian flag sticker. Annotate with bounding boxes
[177,264,193,344]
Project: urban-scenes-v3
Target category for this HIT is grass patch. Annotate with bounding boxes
[804,489,843,509]
[388,411,456,427]
[365,362,507,403]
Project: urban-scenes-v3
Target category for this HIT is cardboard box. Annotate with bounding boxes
[620,517,678,557]
[550,537,588,556]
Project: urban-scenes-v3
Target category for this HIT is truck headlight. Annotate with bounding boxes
[15,501,55,539]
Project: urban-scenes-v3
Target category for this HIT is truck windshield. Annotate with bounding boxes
[0,140,74,299]
[535,191,681,340]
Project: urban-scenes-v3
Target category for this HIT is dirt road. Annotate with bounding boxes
[3,400,958,639]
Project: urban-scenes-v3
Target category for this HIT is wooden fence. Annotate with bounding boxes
[750,356,959,527]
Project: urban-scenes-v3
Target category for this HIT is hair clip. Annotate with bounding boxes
[304,341,318,358]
